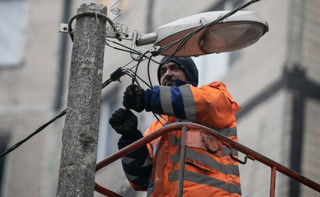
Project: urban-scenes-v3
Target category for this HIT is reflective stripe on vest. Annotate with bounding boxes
[169,170,242,195]
[171,127,238,141]
[121,155,152,167]
[160,86,174,115]
[179,85,196,121]
[170,127,239,157]
[147,179,154,197]
[159,85,196,121]
[171,135,238,157]
[170,149,240,176]
[217,127,238,137]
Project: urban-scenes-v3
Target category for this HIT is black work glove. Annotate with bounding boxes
[123,84,145,112]
[109,108,139,138]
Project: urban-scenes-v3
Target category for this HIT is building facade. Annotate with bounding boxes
[0,0,319,197]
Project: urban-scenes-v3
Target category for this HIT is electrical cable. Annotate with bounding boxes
[160,0,261,57]
[0,63,132,159]
[147,55,154,89]
[174,0,258,55]
[105,40,156,87]
[131,51,151,85]
[105,39,161,67]
[0,110,66,159]
[120,54,166,126]
[0,56,159,159]
[1,0,261,159]
[149,1,263,129]
[120,59,135,69]
[105,39,142,56]
[124,69,152,88]
[106,39,139,53]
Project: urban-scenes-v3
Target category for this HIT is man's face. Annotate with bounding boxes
[159,62,187,86]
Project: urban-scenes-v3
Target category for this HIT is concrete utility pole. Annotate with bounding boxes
[57,4,107,197]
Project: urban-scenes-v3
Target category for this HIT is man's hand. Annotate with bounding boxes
[123,84,145,112]
[109,108,138,137]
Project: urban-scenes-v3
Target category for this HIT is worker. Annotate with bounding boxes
[109,56,242,196]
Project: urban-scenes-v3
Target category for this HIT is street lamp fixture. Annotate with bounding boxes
[60,2,268,57]
[136,11,268,56]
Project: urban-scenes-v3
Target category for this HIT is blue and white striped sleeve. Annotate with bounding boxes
[145,85,196,121]
[118,134,153,187]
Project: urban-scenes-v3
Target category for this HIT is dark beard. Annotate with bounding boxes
[163,76,175,86]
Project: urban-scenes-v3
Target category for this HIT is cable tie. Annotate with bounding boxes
[150,46,161,56]
[110,67,124,81]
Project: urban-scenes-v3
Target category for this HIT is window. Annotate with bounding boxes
[0,134,10,197]
[97,87,120,162]
[0,0,28,67]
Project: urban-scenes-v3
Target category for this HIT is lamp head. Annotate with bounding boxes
[152,11,268,56]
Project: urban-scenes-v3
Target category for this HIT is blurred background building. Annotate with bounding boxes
[0,0,319,196]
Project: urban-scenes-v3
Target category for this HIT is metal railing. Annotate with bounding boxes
[95,122,320,197]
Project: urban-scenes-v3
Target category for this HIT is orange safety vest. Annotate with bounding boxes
[141,82,242,197]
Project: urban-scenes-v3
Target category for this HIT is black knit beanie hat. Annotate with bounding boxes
[157,56,199,86]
